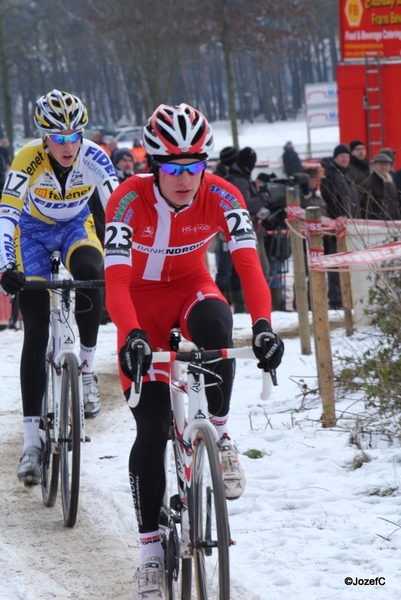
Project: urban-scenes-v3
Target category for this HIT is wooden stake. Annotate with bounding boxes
[287,186,311,355]
[336,232,354,336]
[306,206,336,427]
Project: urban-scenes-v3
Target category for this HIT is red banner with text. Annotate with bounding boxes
[339,0,401,60]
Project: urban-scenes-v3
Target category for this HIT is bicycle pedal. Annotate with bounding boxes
[85,436,91,442]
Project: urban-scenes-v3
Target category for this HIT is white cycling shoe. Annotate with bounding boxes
[133,557,166,600]
[82,372,101,419]
[17,446,42,486]
[218,434,246,500]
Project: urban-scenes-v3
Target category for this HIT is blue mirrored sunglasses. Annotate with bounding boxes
[157,160,207,176]
[47,132,82,145]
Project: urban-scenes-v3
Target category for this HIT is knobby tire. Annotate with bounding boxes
[41,355,59,507]
[191,426,230,600]
[59,353,81,527]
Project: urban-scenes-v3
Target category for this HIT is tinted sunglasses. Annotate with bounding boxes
[47,132,82,145]
[156,160,207,176]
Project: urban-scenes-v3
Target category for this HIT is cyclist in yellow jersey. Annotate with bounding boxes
[0,89,119,485]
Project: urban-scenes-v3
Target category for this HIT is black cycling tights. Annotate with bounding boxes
[127,297,235,533]
[19,246,103,417]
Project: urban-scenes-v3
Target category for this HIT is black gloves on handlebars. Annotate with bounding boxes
[0,263,26,295]
[252,319,284,372]
[119,328,153,380]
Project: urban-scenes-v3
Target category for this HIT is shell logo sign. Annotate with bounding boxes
[344,0,363,28]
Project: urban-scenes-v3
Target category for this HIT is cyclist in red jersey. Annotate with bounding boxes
[104,103,284,600]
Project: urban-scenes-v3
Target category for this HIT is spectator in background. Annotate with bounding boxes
[107,139,118,162]
[359,152,400,220]
[320,144,359,309]
[387,149,401,195]
[90,130,111,156]
[212,146,241,311]
[300,167,328,216]
[226,147,271,310]
[0,138,9,199]
[0,136,11,167]
[256,172,290,311]
[112,148,135,183]
[131,138,147,173]
[214,146,238,178]
[282,141,303,177]
[348,140,370,193]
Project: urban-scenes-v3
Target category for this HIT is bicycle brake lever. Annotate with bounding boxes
[128,342,144,409]
[269,368,278,386]
[134,342,144,394]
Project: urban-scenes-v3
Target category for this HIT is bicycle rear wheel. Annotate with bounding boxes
[59,353,81,527]
[191,426,230,600]
[41,355,59,507]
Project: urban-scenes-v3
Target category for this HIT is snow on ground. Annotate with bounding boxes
[1,308,401,599]
[210,117,339,167]
[3,118,398,600]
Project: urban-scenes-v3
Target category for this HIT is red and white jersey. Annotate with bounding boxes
[105,171,272,337]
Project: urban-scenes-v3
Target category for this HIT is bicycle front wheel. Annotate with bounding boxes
[41,354,59,507]
[59,354,81,527]
[191,426,230,600]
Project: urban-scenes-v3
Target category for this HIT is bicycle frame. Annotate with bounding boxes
[46,252,86,444]
[132,346,271,555]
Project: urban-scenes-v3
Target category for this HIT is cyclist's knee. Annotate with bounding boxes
[69,246,103,279]
[187,298,233,348]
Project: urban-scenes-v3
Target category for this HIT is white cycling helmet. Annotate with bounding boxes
[143,103,214,159]
[34,89,88,133]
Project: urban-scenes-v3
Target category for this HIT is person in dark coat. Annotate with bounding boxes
[359,152,400,220]
[347,140,370,194]
[112,148,135,183]
[320,144,359,309]
[212,146,241,310]
[214,146,238,179]
[226,147,272,308]
[320,144,359,219]
[282,141,303,177]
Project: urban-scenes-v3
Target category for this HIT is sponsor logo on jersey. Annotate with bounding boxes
[114,191,138,220]
[71,171,84,186]
[21,150,45,177]
[209,184,241,209]
[33,186,91,201]
[182,224,211,234]
[123,208,134,224]
[141,226,154,237]
[84,146,115,176]
[136,241,205,255]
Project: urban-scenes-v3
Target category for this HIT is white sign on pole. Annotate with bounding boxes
[304,81,339,155]
[306,106,339,129]
[304,82,338,107]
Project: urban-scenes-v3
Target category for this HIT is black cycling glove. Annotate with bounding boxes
[0,263,26,295]
[119,328,153,380]
[252,319,284,372]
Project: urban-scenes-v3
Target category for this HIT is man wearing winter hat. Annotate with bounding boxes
[348,140,370,190]
[226,147,272,309]
[320,143,359,309]
[214,146,238,179]
[359,152,400,220]
[112,148,135,183]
